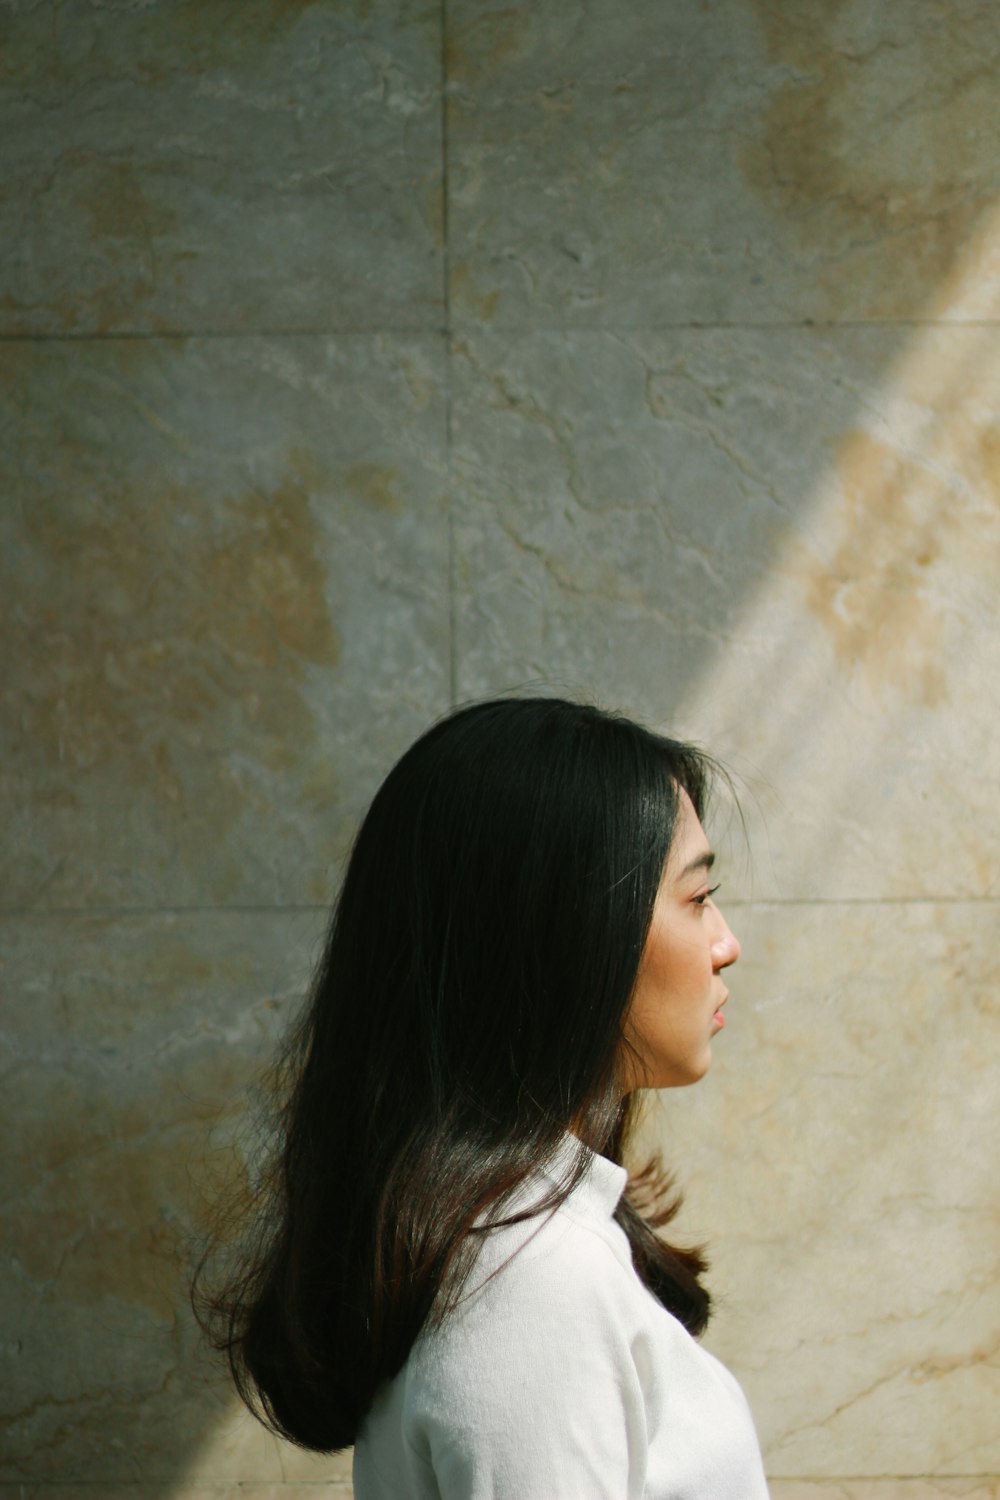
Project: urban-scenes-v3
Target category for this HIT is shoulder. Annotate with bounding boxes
[396,1201,654,1500]
[404,1196,650,1431]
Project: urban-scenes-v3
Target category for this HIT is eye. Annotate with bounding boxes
[693,883,721,907]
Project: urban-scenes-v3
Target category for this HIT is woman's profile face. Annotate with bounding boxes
[623,789,741,1090]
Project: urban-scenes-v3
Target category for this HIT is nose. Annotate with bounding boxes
[711,917,740,972]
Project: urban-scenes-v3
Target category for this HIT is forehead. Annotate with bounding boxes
[665,787,712,871]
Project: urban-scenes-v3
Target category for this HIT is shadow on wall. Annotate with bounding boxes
[2,907,333,1490]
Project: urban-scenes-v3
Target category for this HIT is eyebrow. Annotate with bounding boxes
[677,851,716,878]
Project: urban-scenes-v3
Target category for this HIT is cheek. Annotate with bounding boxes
[660,919,704,977]
[636,927,674,1000]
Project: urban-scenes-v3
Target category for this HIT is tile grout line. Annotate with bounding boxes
[4,896,1000,919]
[0,1477,994,1488]
[4,320,1000,344]
[441,0,457,710]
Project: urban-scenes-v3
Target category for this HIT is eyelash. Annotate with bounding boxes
[693,884,721,907]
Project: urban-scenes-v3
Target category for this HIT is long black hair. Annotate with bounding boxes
[195,697,718,1452]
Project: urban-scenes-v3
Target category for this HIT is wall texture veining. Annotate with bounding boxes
[3,3,999,1497]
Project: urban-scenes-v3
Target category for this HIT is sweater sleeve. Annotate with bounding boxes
[403,1223,649,1500]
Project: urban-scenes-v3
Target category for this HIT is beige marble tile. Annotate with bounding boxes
[634,901,1000,1478]
[446,0,1000,326]
[0,0,442,334]
[0,907,360,1484]
[452,324,1000,900]
[0,334,449,909]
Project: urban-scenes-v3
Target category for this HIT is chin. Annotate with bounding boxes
[651,1057,712,1090]
[673,1051,714,1087]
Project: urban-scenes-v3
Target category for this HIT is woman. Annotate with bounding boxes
[200,697,770,1498]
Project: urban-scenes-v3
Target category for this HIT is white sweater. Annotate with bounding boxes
[353,1138,770,1499]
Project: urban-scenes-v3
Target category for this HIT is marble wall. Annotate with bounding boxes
[3,2,998,1496]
